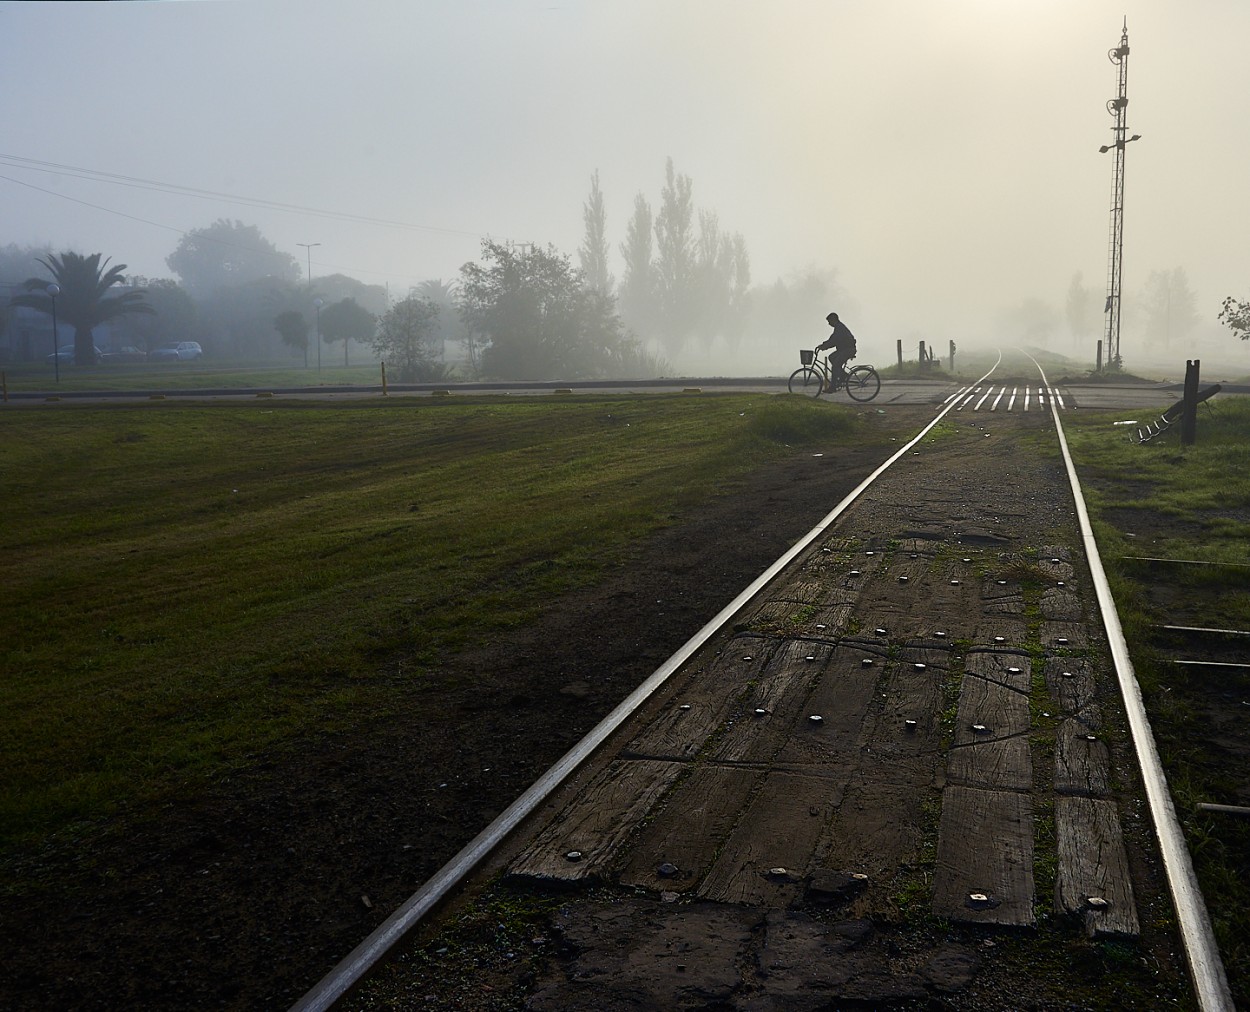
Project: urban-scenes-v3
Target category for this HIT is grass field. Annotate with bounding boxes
[1064,395,1250,1003]
[0,393,864,855]
[2,360,388,393]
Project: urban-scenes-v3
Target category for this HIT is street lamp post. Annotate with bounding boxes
[297,243,321,370]
[314,298,323,373]
[296,242,320,292]
[47,283,61,383]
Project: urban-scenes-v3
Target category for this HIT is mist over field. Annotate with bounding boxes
[2,0,1248,378]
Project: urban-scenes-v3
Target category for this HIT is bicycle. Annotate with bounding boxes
[787,348,881,401]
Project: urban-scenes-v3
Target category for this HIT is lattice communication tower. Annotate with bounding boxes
[1100,18,1140,370]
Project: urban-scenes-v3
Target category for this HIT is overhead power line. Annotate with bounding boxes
[0,152,485,238]
[0,156,500,286]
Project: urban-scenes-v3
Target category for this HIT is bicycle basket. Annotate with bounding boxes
[800,349,814,366]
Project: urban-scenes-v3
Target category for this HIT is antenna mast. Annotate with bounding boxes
[1099,18,1140,370]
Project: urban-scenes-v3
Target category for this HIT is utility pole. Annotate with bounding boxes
[1099,19,1140,371]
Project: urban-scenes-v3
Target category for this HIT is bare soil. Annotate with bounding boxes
[1,407,928,1012]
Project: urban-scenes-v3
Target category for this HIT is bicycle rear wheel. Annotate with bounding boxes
[788,366,824,397]
[845,365,880,402]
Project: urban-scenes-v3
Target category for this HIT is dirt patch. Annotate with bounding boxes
[0,407,930,1012]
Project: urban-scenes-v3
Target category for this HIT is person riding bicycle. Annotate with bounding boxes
[816,312,857,390]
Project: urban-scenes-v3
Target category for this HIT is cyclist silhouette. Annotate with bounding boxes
[816,312,857,390]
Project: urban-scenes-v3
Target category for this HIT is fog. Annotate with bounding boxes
[3,0,1248,376]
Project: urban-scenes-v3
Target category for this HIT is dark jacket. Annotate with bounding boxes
[817,320,857,354]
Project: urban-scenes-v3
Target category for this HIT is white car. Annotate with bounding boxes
[149,341,203,361]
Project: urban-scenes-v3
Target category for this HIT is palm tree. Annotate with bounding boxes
[11,252,154,366]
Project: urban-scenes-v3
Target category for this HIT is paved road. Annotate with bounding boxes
[5,375,1225,410]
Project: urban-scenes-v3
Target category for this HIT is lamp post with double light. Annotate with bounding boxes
[296,242,320,292]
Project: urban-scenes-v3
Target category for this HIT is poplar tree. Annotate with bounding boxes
[578,170,613,295]
[653,157,697,352]
[618,193,656,341]
[1140,267,1199,349]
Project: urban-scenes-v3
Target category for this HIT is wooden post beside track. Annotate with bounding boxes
[1181,359,1200,445]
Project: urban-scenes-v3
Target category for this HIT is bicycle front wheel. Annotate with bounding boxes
[845,365,881,402]
[788,366,824,397]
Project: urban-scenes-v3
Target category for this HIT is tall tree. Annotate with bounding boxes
[11,252,153,366]
[317,297,376,367]
[412,279,469,360]
[273,309,310,366]
[740,267,843,364]
[0,242,54,284]
[1140,268,1200,349]
[458,239,635,380]
[372,296,441,381]
[312,273,388,317]
[618,193,655,342]
[1065,272,1099,348]
[118,278,197,354]
[166,219,300,296]
[653,157,697,353]
[724,231,752,351]
[692,209,726,350]
[197,277,301,360]
[578,170,614,295]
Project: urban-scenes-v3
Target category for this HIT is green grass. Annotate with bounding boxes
[1064,394,1250,1006]
[0,393,863,854]
[2,360,388,393]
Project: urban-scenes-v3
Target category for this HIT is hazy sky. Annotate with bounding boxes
[3,0,1248,359]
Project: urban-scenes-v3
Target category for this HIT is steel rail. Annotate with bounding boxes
[290,358,1003,1011]
[1032,354,1234,1012]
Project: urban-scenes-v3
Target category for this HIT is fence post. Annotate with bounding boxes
[1181,359,1200,445]
[918,340,926,370]
[897,339,903,368]
[1096,339,1103,373]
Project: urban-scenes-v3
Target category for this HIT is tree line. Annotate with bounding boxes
[995,266,1241,364]
[0,158,767,379]
[3,156,842,378]
[0,228,456,377]
[581,158,752,362]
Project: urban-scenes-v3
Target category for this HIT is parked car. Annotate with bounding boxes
[148,341,203,361]
[104,346,147,363]
[46,344,104,364]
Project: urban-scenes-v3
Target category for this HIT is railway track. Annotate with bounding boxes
[295,351,1233,1011]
